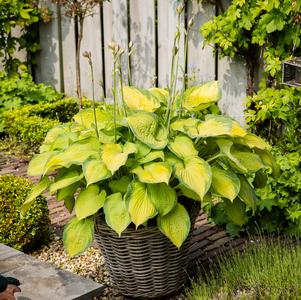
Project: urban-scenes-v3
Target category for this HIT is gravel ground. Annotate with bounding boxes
[30,235,186,300]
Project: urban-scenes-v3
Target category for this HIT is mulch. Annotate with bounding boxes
[0,152,246,271]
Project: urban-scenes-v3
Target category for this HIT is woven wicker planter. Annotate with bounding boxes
[95,202,200,299]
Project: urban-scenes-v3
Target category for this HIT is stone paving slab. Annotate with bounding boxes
[0,244,104,300]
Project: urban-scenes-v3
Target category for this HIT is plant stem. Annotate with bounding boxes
[85,52,99,139]
[206,153,224,163]
[76,17,84,107]
[112,57,117,143]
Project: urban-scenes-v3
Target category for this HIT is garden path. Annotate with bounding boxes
[0,153,246,271]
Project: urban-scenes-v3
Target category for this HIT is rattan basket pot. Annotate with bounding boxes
[94,202,200,299]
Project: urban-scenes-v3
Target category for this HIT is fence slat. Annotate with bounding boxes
[129,0,156,88]
[217,0,246,125]
[80,5,104,100]
[187,1,215,85]
[103,0,129,98]
[157,0,185,89]
[60,8,76,97]
[35,1,62,91]
[218,57,247,125]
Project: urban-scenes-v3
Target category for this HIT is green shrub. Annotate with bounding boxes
[0,175,50,251]
[186,239,301,300]
[0,72,64,114]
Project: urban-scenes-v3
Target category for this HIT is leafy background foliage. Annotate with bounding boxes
[0,174,50,251]
[201,0,301,236]
[0,0,51,73]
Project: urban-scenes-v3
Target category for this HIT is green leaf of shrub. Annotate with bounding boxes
[21,176,51,215]
[157,203,191,248]
[63,217,94,257]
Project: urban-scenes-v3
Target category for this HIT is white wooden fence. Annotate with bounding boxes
[35,0,246,124]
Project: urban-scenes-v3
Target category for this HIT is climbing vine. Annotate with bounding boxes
[201,0,301,94]
[0,0,51,74]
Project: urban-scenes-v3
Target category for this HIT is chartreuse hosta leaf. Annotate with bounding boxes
[225,198,248,226]
[132,162,172,184]
[135,140,151,158]
[83,159,111,186]
[104,193,131,236]
[255,149,280,178]
[238,176,257,212]
[123,86,161,112]
[64,197,75,213]
[109,176,131,194]
[102,143,136,174]
[21,176,51,215]
[75,185,106,220]
[139,150,164,164]
[168,135,198,159]
[73,109,113,129]
[174,157,212,200]
[43,136,100,174]
[171,115,246,138]
[216,139,247,173]
[147,183,177,216]
[231,150,265,173]
[63,217,94,257]
[49,170,83,194]
[148,87,169,104]
[127,112,168,149]
[27,151,56,176]
[157,203,190,248]
[211,165,240,201]
[235,133,271,150]
[197,115,246,138]
[182,81,221,111]
[178,184,201,201]
[126,181,157,228]
[57,182,80,201]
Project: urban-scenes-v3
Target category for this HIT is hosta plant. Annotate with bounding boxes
[21,80,277,257]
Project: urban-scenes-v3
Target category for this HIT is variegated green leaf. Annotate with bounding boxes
[149,87,169,104]
[211,166,240,201]
[63,217,94,257]
[170,118,199,136]
[75,185,106,220]
[157,203,190,248]
[225,198,248,226]
[132,162,172,184]
[104,193,131,236]
[178,184,201,201]
[231,150,265,173]
[175,157,212,200]
[73,108,113,130]
[21,176,51,215]
[238,176,257,212]
[83,159,111,186]
[126,181,157,227]
[27,151,55,176]
[109,176,131,194]
[49,170,83,193]
[168,135,198,159]
[101,143,128,174]
[123,86,161,112]
[235,133,271,150]
[147,183,177,216]
[182,81,221,111]
[255,149,280,178]
[138,150,164,164]
[127,112,168,149]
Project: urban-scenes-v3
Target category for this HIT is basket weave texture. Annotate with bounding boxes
[95,203,200,299]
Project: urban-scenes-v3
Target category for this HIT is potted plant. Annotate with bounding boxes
[21,8,276,299]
